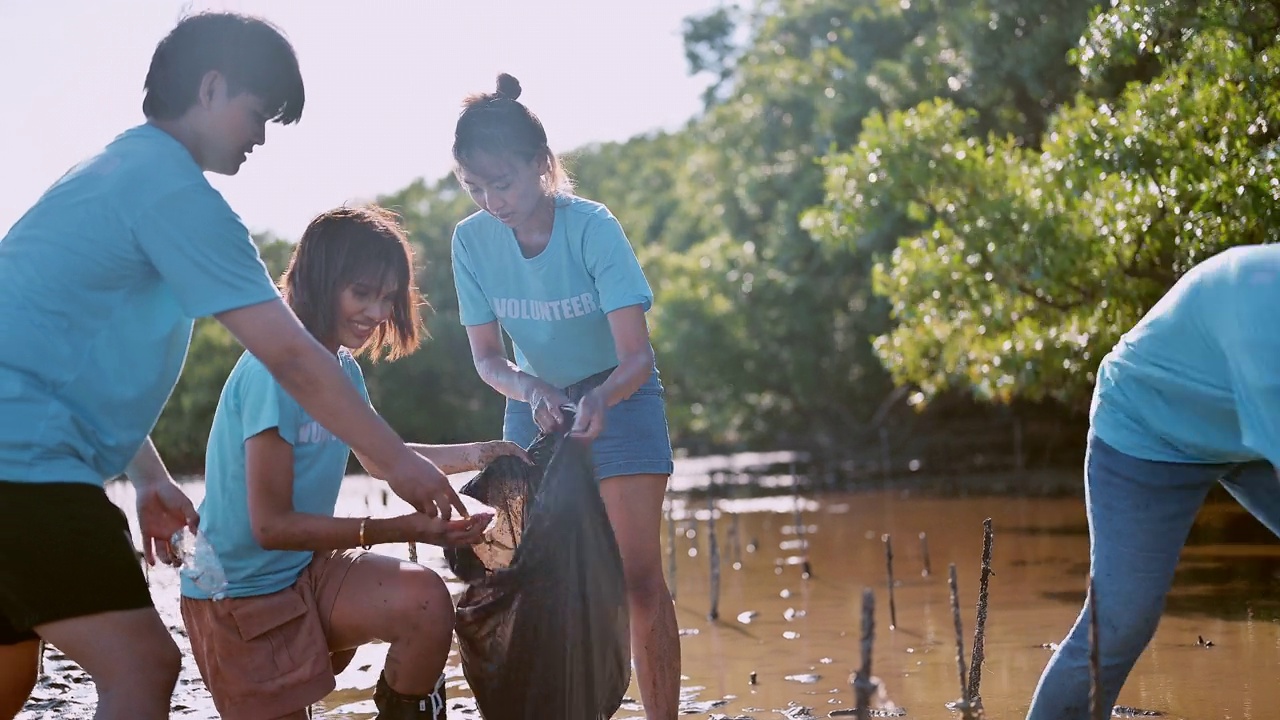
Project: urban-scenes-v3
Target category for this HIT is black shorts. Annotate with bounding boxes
[0,481,153,645]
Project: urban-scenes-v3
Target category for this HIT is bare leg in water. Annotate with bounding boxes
[601,473,679,720]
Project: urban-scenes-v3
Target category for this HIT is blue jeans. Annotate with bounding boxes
[1026,433,1280,719]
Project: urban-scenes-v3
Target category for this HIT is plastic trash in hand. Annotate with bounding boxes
[171,527,229,600]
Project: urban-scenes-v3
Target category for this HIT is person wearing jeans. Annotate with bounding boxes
[1027,244,1280,719]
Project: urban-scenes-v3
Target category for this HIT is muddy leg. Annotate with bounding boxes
[601,474,680,720]
[326,553,453,697]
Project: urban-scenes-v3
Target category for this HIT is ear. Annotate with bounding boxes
[534,150,551,177]
[197,70,227,109]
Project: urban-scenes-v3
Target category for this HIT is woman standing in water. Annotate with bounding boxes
[1027,244,1280,719]
[448,73,680,720]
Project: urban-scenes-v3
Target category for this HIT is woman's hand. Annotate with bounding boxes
[399,512,493,548]
[571,388,608,440]
[527,380,572,434]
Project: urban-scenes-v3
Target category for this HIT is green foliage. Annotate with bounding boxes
[151,0,1272,469]
[642,0,1105,449]
[811,0,1280,410]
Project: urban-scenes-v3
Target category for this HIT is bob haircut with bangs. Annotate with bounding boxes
[281,205,426,362]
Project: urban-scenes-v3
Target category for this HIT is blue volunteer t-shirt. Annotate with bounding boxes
[0,124,280,486]
[451,195,654,388]
[1092,244,1280,467]
[184,349,368,599]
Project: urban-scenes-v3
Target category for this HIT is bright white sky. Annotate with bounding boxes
[0,1,719,239]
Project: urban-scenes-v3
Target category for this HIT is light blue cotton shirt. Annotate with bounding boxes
[184,349,368,599]
[0,124,280,486]
[451,195,655,389]
[1091,244,1280,467]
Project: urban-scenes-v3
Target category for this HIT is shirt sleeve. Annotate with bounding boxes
[236,360,303,446]
[1218,266,1280,467]
[582,211,654,314]
[452,227,497,326]
[132,182,281,319]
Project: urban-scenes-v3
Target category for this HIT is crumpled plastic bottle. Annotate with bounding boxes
[171,527,229,601]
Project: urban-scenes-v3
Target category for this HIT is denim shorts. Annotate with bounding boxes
[503,367,674,482]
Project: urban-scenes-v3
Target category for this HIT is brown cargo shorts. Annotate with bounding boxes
[180,549,366,720]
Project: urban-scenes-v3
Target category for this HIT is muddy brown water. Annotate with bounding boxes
[18,453,1280,719]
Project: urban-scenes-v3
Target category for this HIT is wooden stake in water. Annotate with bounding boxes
[884,534,898,630]
[707,494,721,621]
[919,531,932,577]
[728,512,742,567]
[793,469,812,579]
[853,588,877,720]
[1089,575,1104,720]
[949,564,977,720]
[666,501,678,602]
[967,518,994,706]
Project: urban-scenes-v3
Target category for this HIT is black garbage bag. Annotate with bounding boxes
[445,417,631,720]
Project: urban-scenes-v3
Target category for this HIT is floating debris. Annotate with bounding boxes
[1195,635,1215,648]
[679,698,729,714]
[785,674,822,684]
[780,703,818,719]
[737,610,760,624]
[1112,707,1165,717]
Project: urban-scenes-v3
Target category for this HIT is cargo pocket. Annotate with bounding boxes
[227,589,319,680]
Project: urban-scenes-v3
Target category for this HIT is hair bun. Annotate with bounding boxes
[495,73,522,101]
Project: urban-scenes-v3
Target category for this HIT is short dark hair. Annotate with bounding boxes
[143,12,304,124]
[453,73,572,193]
[281,206,426,362]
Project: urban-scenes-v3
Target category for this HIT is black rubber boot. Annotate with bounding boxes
[373,671,447,719]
